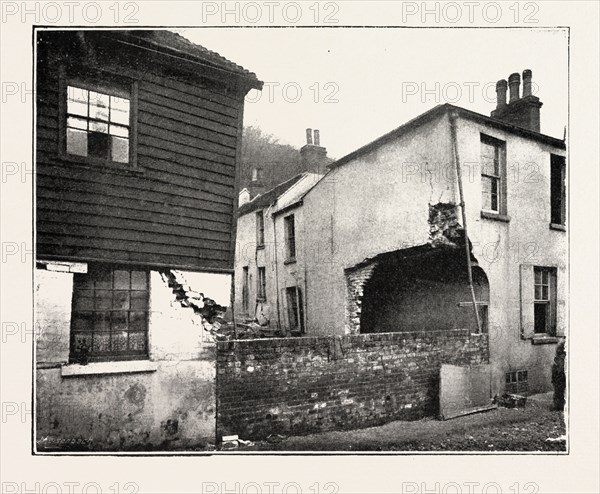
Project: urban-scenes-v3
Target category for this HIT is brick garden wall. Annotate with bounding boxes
[216,329,488,440]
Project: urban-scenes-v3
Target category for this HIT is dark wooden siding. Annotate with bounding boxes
[36,35,246,272]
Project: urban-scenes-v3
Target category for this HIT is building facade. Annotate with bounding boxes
[236,70,567,399]
[35,29,261,450]
[301,70,566,397]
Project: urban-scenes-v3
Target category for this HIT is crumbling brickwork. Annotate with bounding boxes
[345,262,378,334]
[216,330,488,440]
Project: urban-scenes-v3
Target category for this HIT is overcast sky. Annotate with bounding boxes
[180,27,568,160]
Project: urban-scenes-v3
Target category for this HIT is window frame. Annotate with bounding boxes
[550,154,566,227]
[58,65,139,171]
[257,266,267,302]
[533,266,557,336]
[480,134,507,216]
[284,214,296,262]
[285,286,305,333]
[256,210,265,248]
[69,265,150,364]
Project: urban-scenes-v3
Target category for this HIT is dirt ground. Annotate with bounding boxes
[238,393,566,453]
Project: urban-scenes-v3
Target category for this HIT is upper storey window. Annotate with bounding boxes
[66,85,130,163]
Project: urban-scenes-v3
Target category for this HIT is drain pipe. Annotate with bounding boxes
[449,110,482,334]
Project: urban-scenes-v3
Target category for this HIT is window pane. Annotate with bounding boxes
[94,290,112,310]
[93,333,111,353]
[534,285,542,300]
[110,125,129,137]
[129,332,147,352]
[66,128,88,156]
[481,156,497,176]
[89,91,110,121]
[73,294,94,311]
[112,332,128,352]
[541,285,549,300]
[130,312,146,332]
[130,291,148,310]
[67,86,88,117]
[67,117,87,130]
[94,269,112,289]
[131,271,148,290]
[111,136,129,163]
[114,270,130,289]
[72,312,92,332]
[534,303,547,333]
[113,291,130,310]
[481,177,492,210]
[73,333,92,353]
[111,311,128,332]
[89,120,108,133]
[534,269,542,284]
[110,96,130,125]
[88,131,110,159]
[93,312,110,332]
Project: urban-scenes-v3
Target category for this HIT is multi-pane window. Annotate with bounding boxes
[284,214,296,260]
[257,267,267,301]
[70,266,149,362]
[286,286,305,333]
[480,135,505,213]
[534,266,557,335]
[505,370,529,394]
[256,211,265,247]
[550,154,566,226]
[66,85,130,164]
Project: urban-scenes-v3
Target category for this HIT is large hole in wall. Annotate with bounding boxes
[359,250,489,334]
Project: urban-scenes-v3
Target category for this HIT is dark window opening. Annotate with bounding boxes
[550,154,566,226]
[284,214,296,260]
[70,265,149,363]
[256,211,265,247]
[286,286,305,333]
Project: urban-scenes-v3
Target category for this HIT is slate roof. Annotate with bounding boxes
[110,30,263,89]
[238,173,305,217]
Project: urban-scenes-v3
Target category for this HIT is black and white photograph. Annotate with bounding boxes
[1,1,599,493]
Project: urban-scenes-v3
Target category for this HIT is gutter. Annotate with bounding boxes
[449,110,482,334]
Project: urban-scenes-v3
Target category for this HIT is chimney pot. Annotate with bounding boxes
[508,72,521,102]
[313,129,320,146]
[306,128,313,145]
[522,69,533,97]
[495,79,508,108]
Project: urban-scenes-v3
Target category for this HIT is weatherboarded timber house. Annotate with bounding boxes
[34,29,261,451]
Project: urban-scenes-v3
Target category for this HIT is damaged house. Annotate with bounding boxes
[302,70,566,397]
[34,30,261,450]
[220,70,566,439]
[233,129,329,333]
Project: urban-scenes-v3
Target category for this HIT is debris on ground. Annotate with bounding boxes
[220,434,254,450]
[496,393,527,408]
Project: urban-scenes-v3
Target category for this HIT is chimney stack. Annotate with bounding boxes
[305,128,313,145]
[495,79,507,109]
[522,69,533,97]
[300,128,329,176]
[491,69,542,133]
[508,72,520,103]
